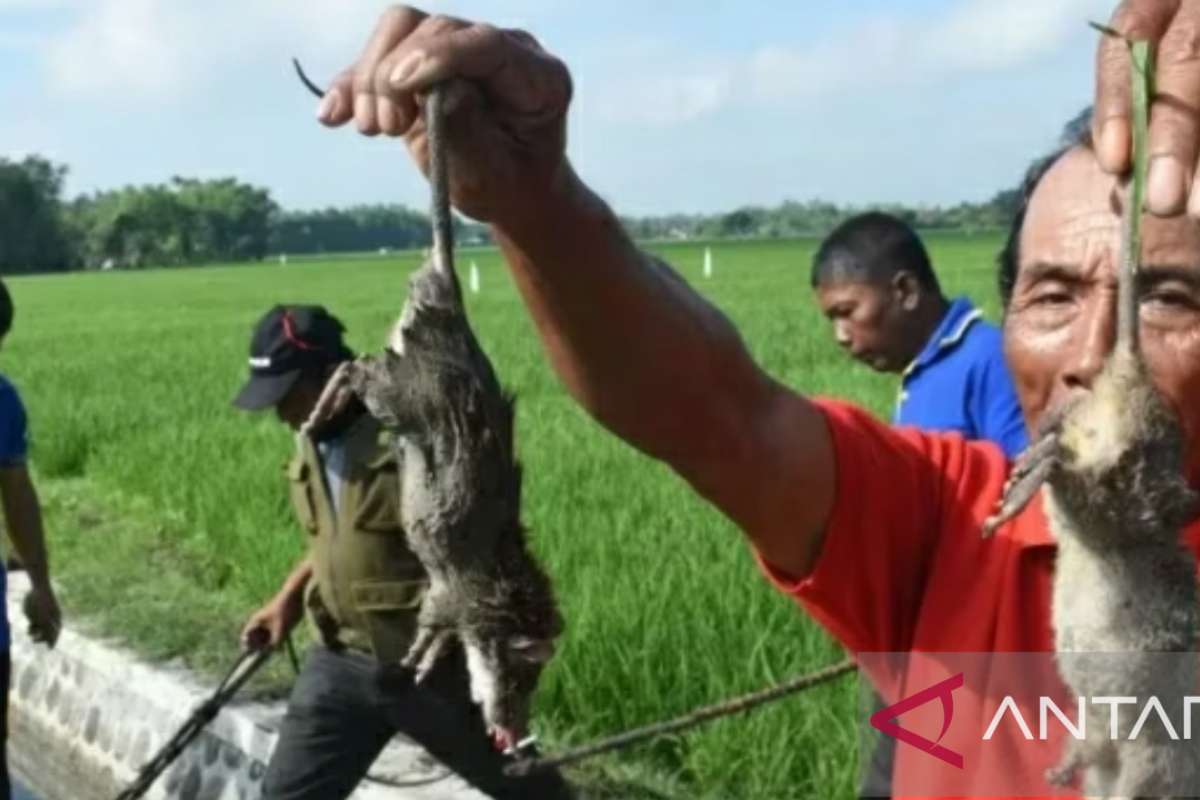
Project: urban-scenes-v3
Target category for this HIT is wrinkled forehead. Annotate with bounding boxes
[1020,146,1200,280]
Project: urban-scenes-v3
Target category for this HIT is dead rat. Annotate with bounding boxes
[980,30,1200,797]
[297,69,565,758]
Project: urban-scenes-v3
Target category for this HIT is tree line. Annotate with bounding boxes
[0,154,1019,275]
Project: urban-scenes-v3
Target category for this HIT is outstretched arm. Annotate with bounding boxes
[491,167,836,577]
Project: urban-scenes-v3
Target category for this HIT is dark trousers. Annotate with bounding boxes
[261,643,576,800]
[859,690,894,799]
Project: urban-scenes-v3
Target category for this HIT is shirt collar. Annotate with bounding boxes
[901,296,984,380]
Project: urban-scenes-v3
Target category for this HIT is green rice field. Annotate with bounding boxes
[1,231,1009,799]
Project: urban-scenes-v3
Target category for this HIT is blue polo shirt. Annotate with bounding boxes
[893,296,1028,459]
[0,375,29,654]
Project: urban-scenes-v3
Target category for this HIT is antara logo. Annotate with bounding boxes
[985,695,1200,740]
[870,673,965,769]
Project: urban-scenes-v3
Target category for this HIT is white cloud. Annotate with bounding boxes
[597,0,1115,127]
[0,30,45,50]
[920,0,1111,72]
[0,0,75,8]
[27,0,1116,114]
[32,0,589,103]
[41,0,203,100]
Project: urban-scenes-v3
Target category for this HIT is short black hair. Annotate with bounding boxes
[997,105,1095,309]
[0,278,13,339]
[811,211,940,294]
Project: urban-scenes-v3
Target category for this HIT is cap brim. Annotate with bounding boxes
[232,370,301,411]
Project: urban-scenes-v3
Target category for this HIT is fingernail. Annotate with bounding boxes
[1148,156,1186,215]
[390,52,424,87]
[1097,117,1129,172]
[317,92,339,121]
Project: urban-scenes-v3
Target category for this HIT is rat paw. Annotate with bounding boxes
[403,625,455,684]
[982,431,1061,537]
[300,360,359,435]
[1044,763,1076,789]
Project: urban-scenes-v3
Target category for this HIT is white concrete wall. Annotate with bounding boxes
[4,572,491,800]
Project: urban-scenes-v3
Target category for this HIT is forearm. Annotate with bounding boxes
[488,166,838,573]
[2,475,50,589]
[492,165,773,474]
[276,554,313,604]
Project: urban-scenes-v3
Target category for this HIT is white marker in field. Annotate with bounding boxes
[469,261,480,294]
[703,247,713,278]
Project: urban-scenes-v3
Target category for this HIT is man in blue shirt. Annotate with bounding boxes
[810,212,1028,798]
[811,211,1029,459]
[0,277,62,800]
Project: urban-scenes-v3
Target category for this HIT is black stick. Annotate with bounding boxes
[292,58,323,100]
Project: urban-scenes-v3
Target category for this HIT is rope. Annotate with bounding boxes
[504,657,858,777]
[112,646,273,800]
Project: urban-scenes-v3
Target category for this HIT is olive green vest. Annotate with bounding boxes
[284,414,429,664]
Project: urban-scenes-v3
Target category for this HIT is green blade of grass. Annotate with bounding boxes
[1129,37,1153,265]
[1090,21,1154,349]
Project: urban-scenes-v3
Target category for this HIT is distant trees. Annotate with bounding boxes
[617,193,1021,243]
[0,153,1020,275]
[0,156,76,274]
[61,176,278,271]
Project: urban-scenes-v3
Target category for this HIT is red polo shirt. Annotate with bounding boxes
[755,398,1200,799]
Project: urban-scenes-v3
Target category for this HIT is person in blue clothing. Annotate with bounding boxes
[0,277,62,800]
[810,211,1028,798]
[811,211,1029,459]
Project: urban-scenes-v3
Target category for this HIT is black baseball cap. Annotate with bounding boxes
[232,304,354,411]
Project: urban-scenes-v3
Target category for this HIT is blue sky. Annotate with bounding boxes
[0,0,1118,217]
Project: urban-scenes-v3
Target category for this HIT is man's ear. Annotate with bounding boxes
[892,271,922,312]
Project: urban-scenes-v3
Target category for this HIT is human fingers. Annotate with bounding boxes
[368,13,481,138]
[1144,0,1200,215]
[243,624,273,651]
[30,596,60,646]
[43,609,61,647]
[315,5,429,130]
[240,613,265,646]
[243,609,285,649]
[355,6,432,135]
[1093,0,1178,176]
[388,20,572,125]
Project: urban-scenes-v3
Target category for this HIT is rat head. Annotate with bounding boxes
[461,613,563,754]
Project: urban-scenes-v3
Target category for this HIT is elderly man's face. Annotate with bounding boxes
[1003,146,1200,484]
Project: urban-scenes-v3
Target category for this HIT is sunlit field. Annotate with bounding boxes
[3,231,1007,799]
